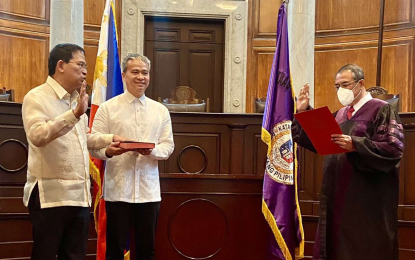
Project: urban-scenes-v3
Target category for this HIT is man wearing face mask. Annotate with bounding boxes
[292,64,404,260]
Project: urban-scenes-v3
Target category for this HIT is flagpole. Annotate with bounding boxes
[283,0,289,7]
[376,0,386,86]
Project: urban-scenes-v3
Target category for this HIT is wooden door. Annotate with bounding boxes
[144,17,224,112]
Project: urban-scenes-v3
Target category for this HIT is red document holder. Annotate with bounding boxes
[294,106,347,155]
[119,141,155,150]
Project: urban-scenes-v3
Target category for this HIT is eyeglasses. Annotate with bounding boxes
[334,80,359,91]
[68,61,87,70]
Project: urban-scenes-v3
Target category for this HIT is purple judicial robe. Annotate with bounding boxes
[292,99,404,260]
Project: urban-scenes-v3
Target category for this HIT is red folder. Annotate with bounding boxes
[119,141,155,150]
[294,106,347,155]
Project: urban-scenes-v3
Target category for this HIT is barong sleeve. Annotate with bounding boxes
[147,107,174,160]
[89,105,112,160]
[348,104,404,174]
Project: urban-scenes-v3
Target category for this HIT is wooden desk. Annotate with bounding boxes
[1,101,414,260]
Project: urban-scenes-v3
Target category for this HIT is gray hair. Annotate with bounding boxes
[336,64,365,81]
[121,53,151,72]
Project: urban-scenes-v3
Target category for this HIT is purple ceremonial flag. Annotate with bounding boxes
[261,3,304,260]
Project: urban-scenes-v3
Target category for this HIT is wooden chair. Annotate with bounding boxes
[367,86,400,112]
[0,88,15,102]
[255,97,266,113]
[160,86,210,112]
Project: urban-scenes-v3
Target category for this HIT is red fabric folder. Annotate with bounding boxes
[119,141,155,150]
[294,106,347,155]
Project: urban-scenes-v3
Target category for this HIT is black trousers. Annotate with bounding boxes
[105,201,161,260]
[28,185,90,260]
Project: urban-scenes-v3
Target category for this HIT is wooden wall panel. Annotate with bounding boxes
[247,0,415,114]
[316,0,411,32]
[83,43,99,88]
[84,0,106,28]
[84,0,121,34]
[257,51,274,99]
[315,38,414,112]
[257,0,282,37]
[0,0,50,103]
[0,0,122,103]
[0,0,48,20]
[401,115,415,213]
[314,0,415,114]
[0,33,48,102]
[83,0,122,93]
[246,0,282,112]
[246,47,275,112]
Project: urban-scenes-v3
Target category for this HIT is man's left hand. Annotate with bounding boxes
[105,142,127,157]
[137,148,153,155]
[331,134,356,152]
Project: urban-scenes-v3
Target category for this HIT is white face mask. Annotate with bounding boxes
[337,81,362,106]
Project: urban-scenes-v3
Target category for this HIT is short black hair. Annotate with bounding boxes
[121,53,151,72]
[48,43,85,76]
[336,64,365,81]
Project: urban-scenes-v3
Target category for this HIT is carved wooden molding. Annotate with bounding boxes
[178,145,208,174]
[367,86,389,95]
[0,139,28,173]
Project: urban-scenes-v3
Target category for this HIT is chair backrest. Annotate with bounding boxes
[373,93,401,112]
[366,86,388,95]
[0,88,15,102]
[366,86,400,112]
[255,97,266,113]
[161,86,210,112]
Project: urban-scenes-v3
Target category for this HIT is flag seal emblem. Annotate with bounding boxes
[266,120,294,185]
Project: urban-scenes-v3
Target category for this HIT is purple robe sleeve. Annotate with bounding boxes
[349,104,404,174]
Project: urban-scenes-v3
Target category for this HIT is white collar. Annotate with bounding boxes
[47,76,79,101]
[352,92,372,112]
[124,90,146,105]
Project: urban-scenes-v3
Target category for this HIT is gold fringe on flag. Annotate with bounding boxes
[89,157,102,233]
[262,200,293,260]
